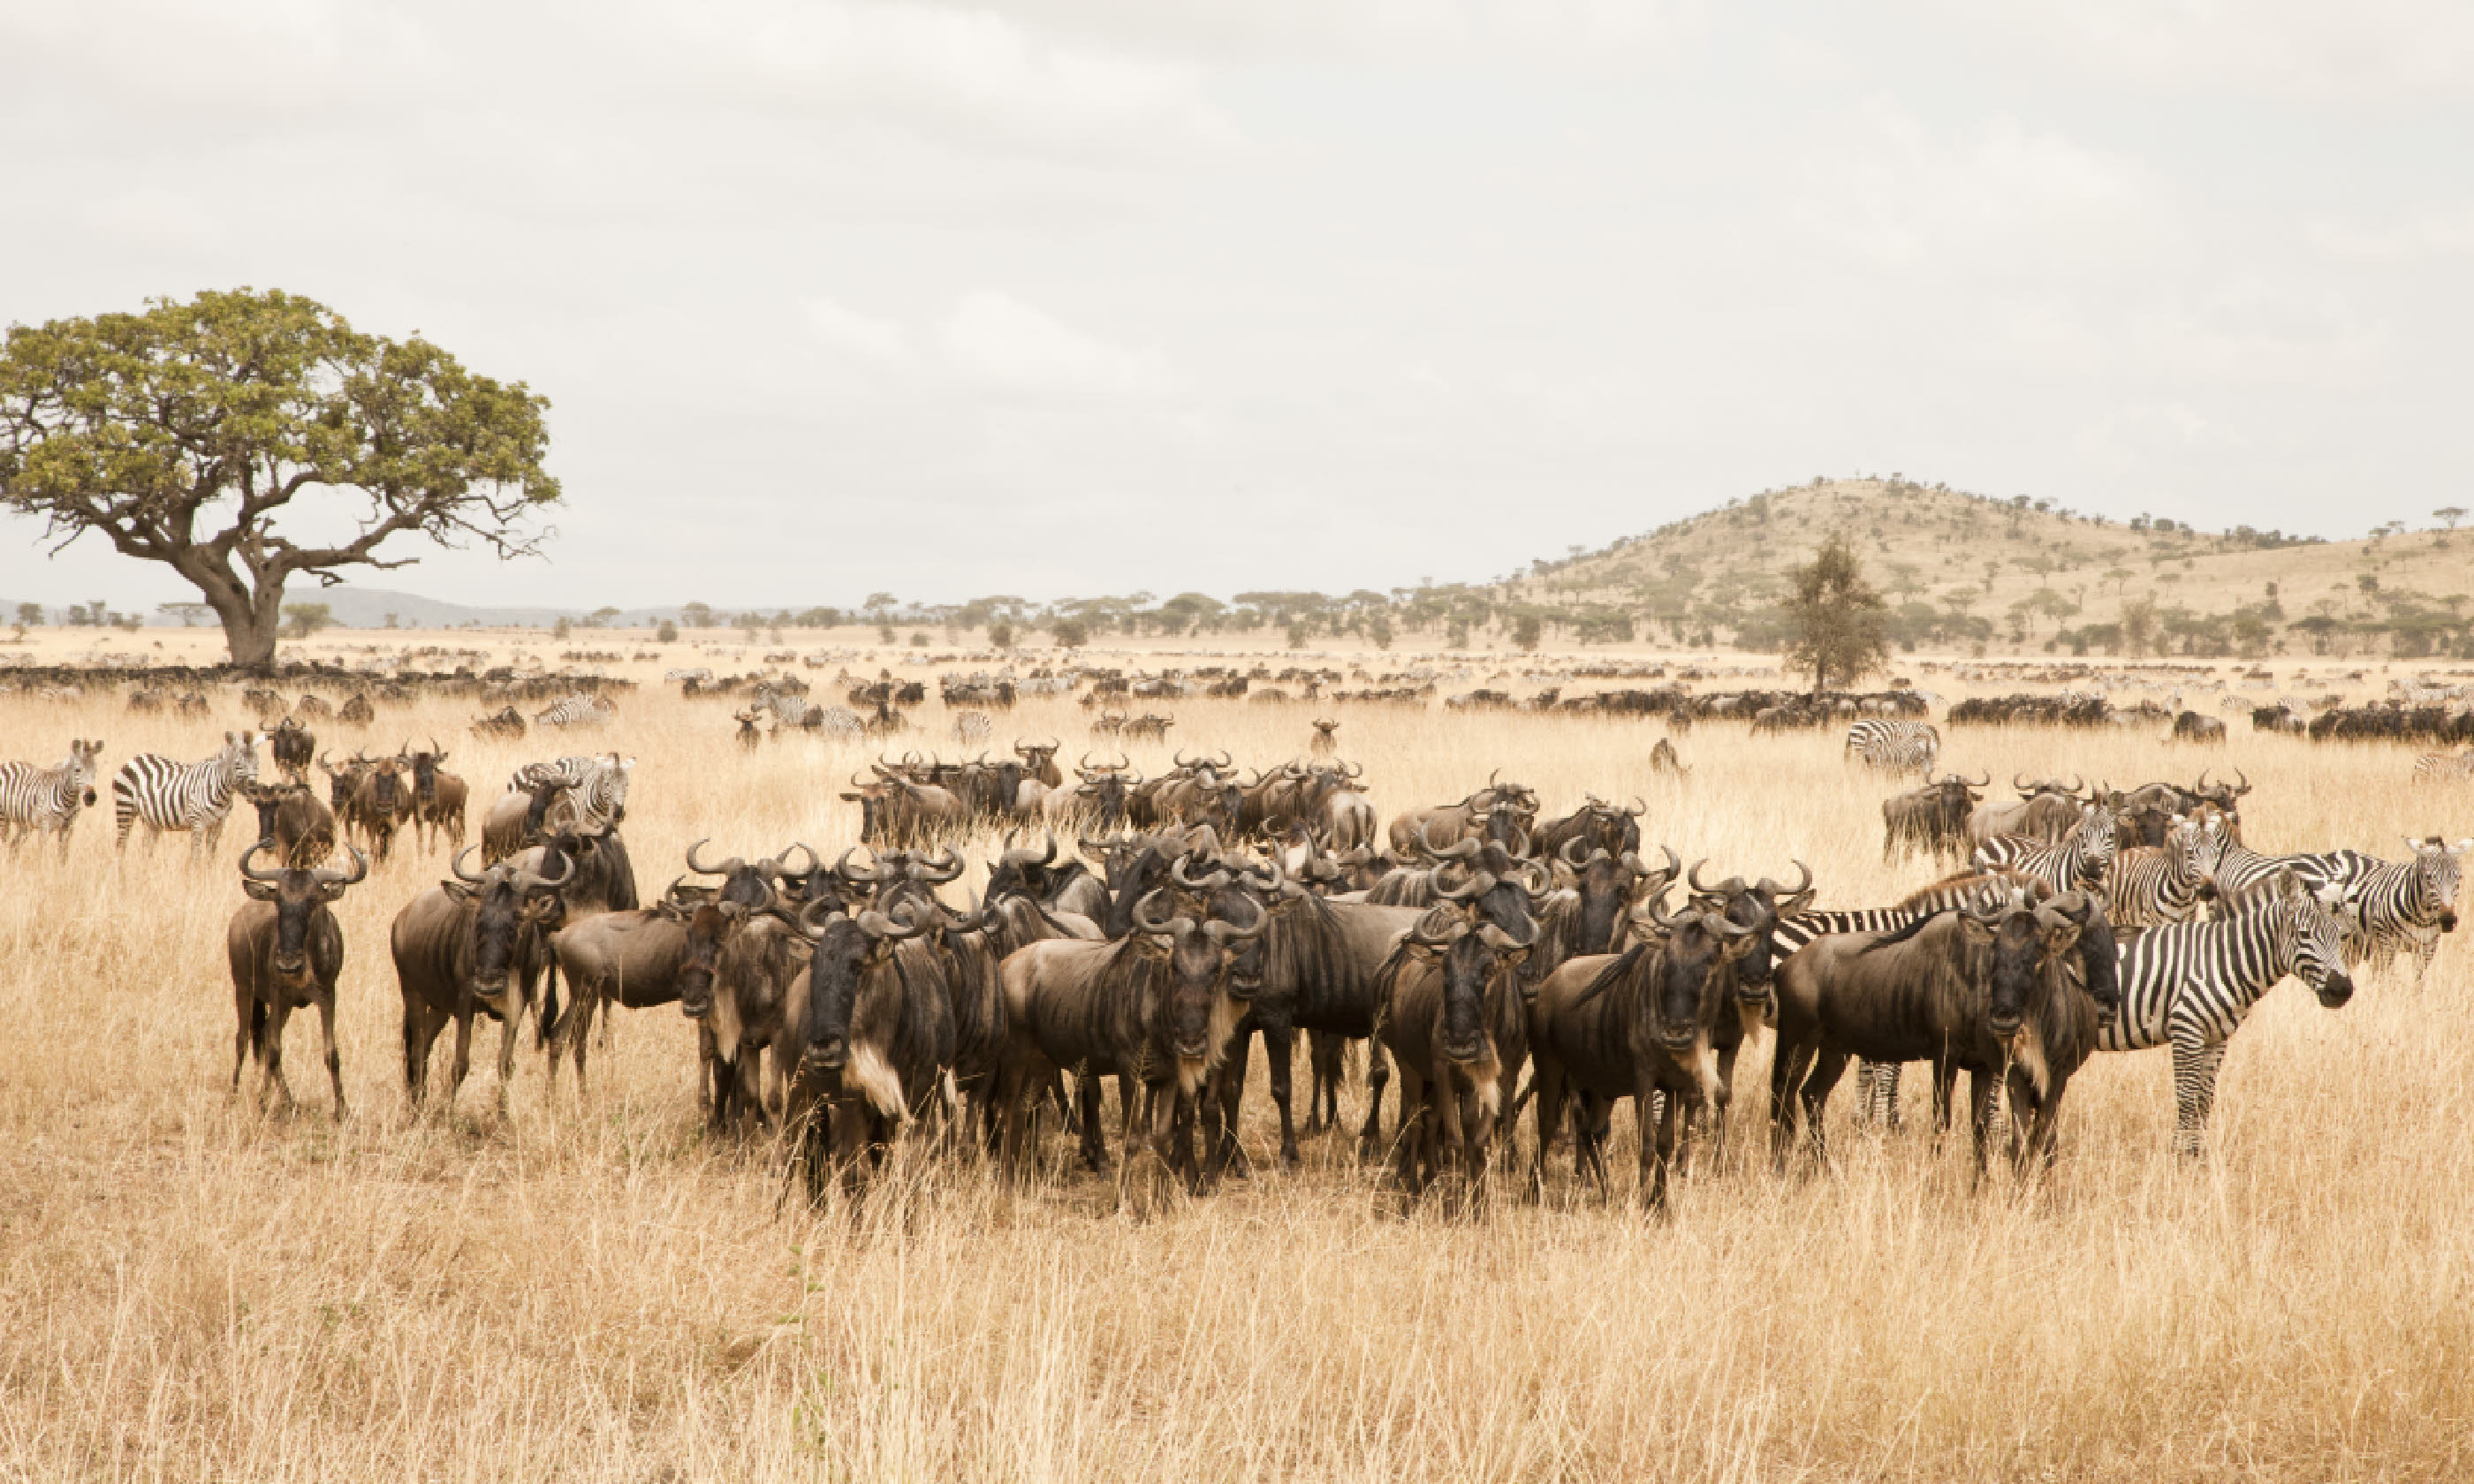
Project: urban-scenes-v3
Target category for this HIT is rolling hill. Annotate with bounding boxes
[1498,477,2474,660]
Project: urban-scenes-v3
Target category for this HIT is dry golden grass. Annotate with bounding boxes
[1,645,2469,1481]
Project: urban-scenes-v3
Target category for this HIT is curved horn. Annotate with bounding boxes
[1625,795,1646,817]
[2194,768,2212,793]
[1203,894,1269,943]
[855,909,925,942]
[1419,816,1482,860]
[685,838,728,876]
[1131,889,1179,935]
[1688,858,1718,895]
[797,897,841,937]
[775,842,819,879]
[2013,771,2032,793]
[315,844,370,890]
[1431,865,1494,903]
[2233,768,2250,795]
[914,847,965,883]
[834,847,882,883]
[1560,835,1590,867]
[1757,859,1814,902]
[239,841,285,883]
[451,846,486,883]
[1517,859,1552,898]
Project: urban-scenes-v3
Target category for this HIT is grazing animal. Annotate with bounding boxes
[535,693,617,730]
[111,731,261,858]
[1526,901,1760,1207]
[2334,837,2467,978]
[0,738,103,857]
[2098,870,2356,1155]
[471,706,527,739]
[1648,737,1689,776]
[405,741,467,852]
[269,717,315,784]
[1882,772,1986,862]
[240,782,338,868]
[226,843,368,1118]
[785,903,958,1200]
[1844,719,1940,776]
[1974,804,2115,894]
[351,755,417,861]
[2106,814,2227,929]
[507,754,635,832]
[2171,710,2227,744]
[390,847,573,1113]
[2410,749,2474,785]
[1310,719,1340,756]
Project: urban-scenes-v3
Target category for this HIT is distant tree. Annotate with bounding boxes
[1051,617,1089,650]
[15,602,42,628]
[0,288,557,669]
[2120,595,2159,657]
[2436,507,2467,531]
[1512,614,1543,652]
[589,605,622,628]
[282,602,334,640]
[680,602,715,629]
[1368,613,1393,650]
[382,611,398,629]
[656,619,679,643]
[988,619,1013,649]
[877,623,897,645]
[1780,532,1887,694]
[909,631,929,647]
[553,617,572,640]
[158,602,212,627]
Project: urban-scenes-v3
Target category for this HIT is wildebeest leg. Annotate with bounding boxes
[1641,1078,1680,1210]
[261,996,299,1115]
[1965,1068,2001,1187]
[447,1010,477,1113]
[561,988,599,1101]
[1263,1016,1302,1170]
[1356,1038,1392,1162]
[696,1024,718,1118]
[233,983,261,1098]
[316,991,346,1122]
[1573,1094,1612,1196]
[1768,1036,1820,1172]
[1202,1026,1252,1183]
[1387,1061,1427,1197]
[1799,1049,1849,1166]
[1931,1059,1960,1141]
[495,1013,520,1113]
[1306,1032,1346,1135]
[1074,1071,1109,1174]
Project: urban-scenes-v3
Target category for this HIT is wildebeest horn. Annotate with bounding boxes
[835,847,882,883]
[1703,911,1757,939]
[1420,816,1481,860]
[1517,859,1552,897]
[797,897,840,937]
[2194,768,2212,793]
[1431,864,1494,903]
[239,841,285,882]
[1757,859,1814,903]
[1203,894,1269,943]
[856,909,924,941]
[1625,795,1646,817]
[1403,907,1460,948]
[2013,771,2032,792]
[1967,770,1990,789]
[1132,889,1178,935]
[430,737,444,761]
[1342,760,1363,779]
[914,847,964,883]
[523,849,574,890]
[1560,836,1591,867]
[2066,774,2083,795]
[773,842,819,879]
[685,838,735,876]
[2232,768,2250,795]
[315,845,370,890]
[1171,854,1226,890]
[1174,749,1197,769]
[451,846,486,883]
[1687,858,1717,894]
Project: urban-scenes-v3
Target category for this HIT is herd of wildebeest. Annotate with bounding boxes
[4,661,2470,1212]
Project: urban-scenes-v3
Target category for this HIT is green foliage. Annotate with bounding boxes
[1780,532,1887,693]
[282,602,334,639]
[1512,614,1542,652]
[680,602,715,628]
[656,620,679,643]
[1051,617,1089,649]
[15,602,41,628]
[988,620,1013,649]
[0,288,557,666]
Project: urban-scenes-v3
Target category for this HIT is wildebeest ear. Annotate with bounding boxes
[443,881,479,904]
[241,879,282,903]
[1956,914,1998,944]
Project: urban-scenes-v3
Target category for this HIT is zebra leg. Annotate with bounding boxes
[1874,1062,1903,1129]
[2170,1035,2227,1157]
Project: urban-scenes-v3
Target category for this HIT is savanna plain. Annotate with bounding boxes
[1,637,2468,1482]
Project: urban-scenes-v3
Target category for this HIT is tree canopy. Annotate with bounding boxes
[0,288,558,666]
[1781,531,1888,693]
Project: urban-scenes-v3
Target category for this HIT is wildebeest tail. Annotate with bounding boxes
[249,996,270,1058]
[535,952,565,1049]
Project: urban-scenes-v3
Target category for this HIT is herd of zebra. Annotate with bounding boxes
[6,695,2463,1208]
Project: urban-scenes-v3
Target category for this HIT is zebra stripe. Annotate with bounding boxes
[755,690,820,728]
[0,740,103,856]
[2106,815,2225,929]
[1975,806,2114,893]
[2334,839,2468,978]
[2411,750,2474,785]
[508,754,635,830]
[952,710,994,743]
[1844,720,1939,776]
[111,734,259,858]
[2099,872,2356,1155]
[535,694,616,729]
[2209,840,2361,907]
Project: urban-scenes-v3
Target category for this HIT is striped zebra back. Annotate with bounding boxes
[2103,874,2354,1053]
[2107,814,2224,928]
[1774,907,1916,954]
[2411,751,2474,784]
[111,736,257,832]
[2341,839,2469,965]
[1977,806,2112,893]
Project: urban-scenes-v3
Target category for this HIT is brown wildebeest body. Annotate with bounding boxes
[1767,897,2110,1177]
[785,906,957,1200]
[1525,905,1759,1208]
[241,783,338,869]
[1376,915,1533,1202]
[226,843,368,1119]
[676,904,809,1132]
[405,743,466,853]
[391,848,571,1115]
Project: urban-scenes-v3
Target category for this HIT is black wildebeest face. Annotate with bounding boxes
[798,912,894,1071]
[2044,890,2121,1014]
[1635,909,1755,1052]
[676,904,740,1019]
[1962,905,2068,1038]
[240,843,365,983]
[1685,859,1813,1001]
[409,746,444,804]
[1435,929,1498,1064]
[1563,841,1678,958]
[1133,890,1265,1063]
[448,850,567,1004]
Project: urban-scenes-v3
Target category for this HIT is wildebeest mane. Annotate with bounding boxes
[1566,941,1651,1008]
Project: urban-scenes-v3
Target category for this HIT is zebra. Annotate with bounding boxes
[952,710,994,744]
[534,694,615,729]
[2098,870,2357,1156]
[111,731,261,858]
[2332,837,2468,979]
[1843,719,1939,776]
[754,688,822,731]
[1974,804,2114,894]
[2208,838,2368,913]
[2106,814,2227,929]
[0,738,105,857]
[813,705,863,738]
[507,753,634,831]
[2412,749,2474,785]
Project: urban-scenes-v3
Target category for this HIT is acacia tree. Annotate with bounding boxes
[0,289,558,668]
[1781,531,1887,693]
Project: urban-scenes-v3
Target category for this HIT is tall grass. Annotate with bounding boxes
[0,649,2467,1480]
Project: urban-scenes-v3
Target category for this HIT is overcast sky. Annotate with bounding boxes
[4,1,2470,613]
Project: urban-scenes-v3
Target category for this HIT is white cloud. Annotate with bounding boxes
[801,297,915,365]
[936,291,1168,397]
[2308,205,2474,262]
[1931,0,2474,99]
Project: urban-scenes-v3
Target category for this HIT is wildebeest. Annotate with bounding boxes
[996,887,1269,1205]
[227,842,368,1118]
[785,901,959,1200]
[406,741,467,853]
[1386,773,1537,856]
[269,716,314,784]
[676,893,812,1132]
[240,781,338,868]
[1768,891,2114,1177]
[471,706,527,740]
[733,708,764,749]
[337,693,376,726]
[842,767,972,848]
[1884,772,1987,861]
[351,754,417,861]
[390,847,573,1113]
[1376,895,1540,1202]
[1649,738,1689,776]
[1525,899,1759,1207]
[2172,710,2227,744]
[1963,775,2083,847]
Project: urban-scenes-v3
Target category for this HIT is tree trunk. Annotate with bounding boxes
[178,558,288,670]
